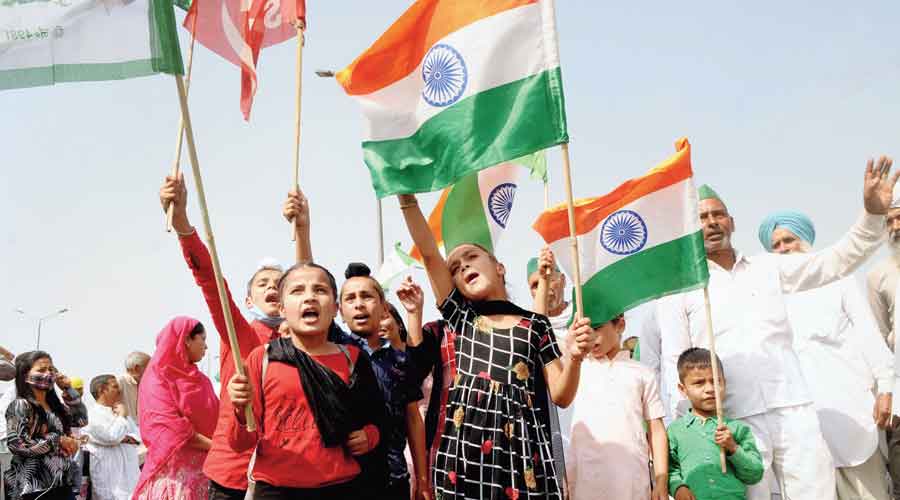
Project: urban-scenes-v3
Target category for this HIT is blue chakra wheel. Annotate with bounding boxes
[488,182,517,228]
[600,210,648,255]
[422,43,468,107]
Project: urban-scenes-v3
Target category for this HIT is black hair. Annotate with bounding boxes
[277,262,338,300]
[386,303,408,344]
[189,321,205,339]
[341,262,385,301]
[677,347,724,382]
[90,374,116,400]
[14,350,72,434]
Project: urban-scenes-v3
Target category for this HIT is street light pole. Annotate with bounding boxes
[15,308,69,349]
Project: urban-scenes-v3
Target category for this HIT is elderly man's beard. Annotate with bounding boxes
[890,236,900,258]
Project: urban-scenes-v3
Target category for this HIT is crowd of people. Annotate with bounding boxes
[1,158,899,500]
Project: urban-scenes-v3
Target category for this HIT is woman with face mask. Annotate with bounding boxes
[5,350,87,500]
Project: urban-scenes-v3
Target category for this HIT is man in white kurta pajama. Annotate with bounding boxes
[659,160,896,500]
[759,210,893,500]
[83,375,140,500]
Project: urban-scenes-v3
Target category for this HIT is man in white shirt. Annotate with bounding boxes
[83,375,140,500]
[658,157,896,500]
[865,204,900,349]
[759,210,893,500]
[117,351,149,465]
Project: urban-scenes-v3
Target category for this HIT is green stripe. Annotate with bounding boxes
[0,60,166,90]
[363,67,568,198]
[174,0,191,11]
[578,232,709,326]
[441,173,493,254]
[149,0,185,75]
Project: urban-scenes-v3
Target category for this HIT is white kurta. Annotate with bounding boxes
[83,405,140,500]
[787,278,893,467]
[658,212,884,420]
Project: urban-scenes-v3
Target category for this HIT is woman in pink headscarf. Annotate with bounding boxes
[133,316,219,500]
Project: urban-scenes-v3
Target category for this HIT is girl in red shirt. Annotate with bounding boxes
[227,262,388,500]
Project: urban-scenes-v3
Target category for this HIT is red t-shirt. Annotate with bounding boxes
[228,344,379,488]
[178,232,278,489]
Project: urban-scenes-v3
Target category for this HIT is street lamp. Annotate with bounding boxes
[15,307,69,349]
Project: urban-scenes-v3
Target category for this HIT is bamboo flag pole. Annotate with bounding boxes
[559,143,584,316]
[290,23,306,260]
[703,286,727,473]
[165,15,199,232]
[174,74,256,431]
[376,198,385,266]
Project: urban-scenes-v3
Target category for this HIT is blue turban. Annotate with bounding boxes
[757,211,816,251]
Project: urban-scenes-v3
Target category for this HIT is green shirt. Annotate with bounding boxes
[667,411,764,499]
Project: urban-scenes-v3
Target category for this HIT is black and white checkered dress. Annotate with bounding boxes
[434,289,562,500]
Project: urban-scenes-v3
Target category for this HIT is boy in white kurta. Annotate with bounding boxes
[567,314,669,500]
[83,375,140,500]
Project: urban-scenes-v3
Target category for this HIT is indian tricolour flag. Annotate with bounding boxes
[0,0,183,90]
[336,0,567,198]
[533,138,709,325]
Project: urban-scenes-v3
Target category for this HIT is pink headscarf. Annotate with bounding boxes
[133,316,219,497]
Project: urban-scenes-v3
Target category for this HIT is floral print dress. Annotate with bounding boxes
[433,289,562,500]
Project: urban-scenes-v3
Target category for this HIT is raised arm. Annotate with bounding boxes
[396,277,425,347]
[282,189,313,264]
[532,248,553,315]
[398,194,453,304]
[779,157,896,293]
[160,173,258,360]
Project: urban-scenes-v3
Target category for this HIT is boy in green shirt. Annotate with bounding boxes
[668,348,764,499]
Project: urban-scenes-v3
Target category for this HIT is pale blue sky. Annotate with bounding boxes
[2,1,898,389]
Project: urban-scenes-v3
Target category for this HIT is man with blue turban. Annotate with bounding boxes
[657,157,896,500]
[759,211,893,500]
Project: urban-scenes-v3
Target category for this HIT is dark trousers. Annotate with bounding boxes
[253,479,361,500]
[384,478,410,500]
[21,488,75,500]
[889,418,900,500]
[209,481,246,500]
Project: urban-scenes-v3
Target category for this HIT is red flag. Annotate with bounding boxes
[184,0,306,120]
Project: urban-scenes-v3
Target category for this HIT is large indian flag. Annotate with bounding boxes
[0,0,184,90]
[336,0,567,198]
[533,138,709,325]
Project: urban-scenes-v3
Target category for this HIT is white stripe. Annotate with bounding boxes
[548,178,701,285]
[352,3,558,142]
[477,163,520,251]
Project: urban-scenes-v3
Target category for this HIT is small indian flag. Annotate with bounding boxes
[0,0,184,90]
[337,0,567,198]
[410,160,531,261]
[533,138,709,325]
[375,243,423,291]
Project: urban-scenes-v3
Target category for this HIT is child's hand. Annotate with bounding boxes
[714,424,738,455]
[396,276,425,314]
[228,374,252,410]
[282,189,310,228]
[345,429,370,456]
[674,486,696,500]
[651,484,669,500]
[568,317,595,360]
[538,247,556,277]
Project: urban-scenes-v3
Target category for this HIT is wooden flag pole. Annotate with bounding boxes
[559,143,584,316]
[703,286,727,473]
[376,198,385,266]
[165,16,199,232]
[174,74,256,431]
[290,23,306,258]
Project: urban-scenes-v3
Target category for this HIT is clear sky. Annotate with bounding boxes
[2,1,898,391]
